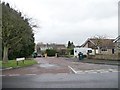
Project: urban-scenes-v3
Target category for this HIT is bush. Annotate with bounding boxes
[67,48,74,55]
[46,49,56,56]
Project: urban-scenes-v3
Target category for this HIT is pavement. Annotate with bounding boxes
[65,57,120,65]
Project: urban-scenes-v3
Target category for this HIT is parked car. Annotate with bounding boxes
[32,52,37,58]
[37,54,42,57]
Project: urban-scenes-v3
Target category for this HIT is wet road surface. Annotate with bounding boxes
[2,72,118,88]
[2,57,119,88]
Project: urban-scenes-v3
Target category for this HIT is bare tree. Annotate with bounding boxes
[91,35,108,54]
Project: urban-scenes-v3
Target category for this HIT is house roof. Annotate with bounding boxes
[53,44,66,49]
[113,35,120,43]
[37,43,66,49]
[81,38,115,49]
[75,46,81,48]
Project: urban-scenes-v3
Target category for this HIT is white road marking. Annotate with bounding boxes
[108,69,118,72]
[0,75,6,77]
[76,72,86,74]
[25,74,37,76]
[2,74,37,76]
[9,74,20,76]
[109,71,118,73]
[68,66,118,74]
[2,68,118,76]
[68,66,77,74]
[77,71,84,73]
[84,70,98,73]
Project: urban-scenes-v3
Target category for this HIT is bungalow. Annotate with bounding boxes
[81,38,115,55]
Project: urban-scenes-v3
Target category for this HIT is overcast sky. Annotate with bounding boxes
[2,0,119,45]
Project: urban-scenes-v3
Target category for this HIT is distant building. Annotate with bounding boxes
[54,44,67,50]
[36,43,66,54]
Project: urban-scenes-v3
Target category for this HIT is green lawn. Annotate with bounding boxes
[1,59,38,68]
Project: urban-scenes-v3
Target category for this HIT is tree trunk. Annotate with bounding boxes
[3,46,8,63]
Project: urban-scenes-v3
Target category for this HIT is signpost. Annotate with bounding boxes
[16,57,25,65]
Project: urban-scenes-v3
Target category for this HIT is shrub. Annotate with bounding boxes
[46,49,56,56]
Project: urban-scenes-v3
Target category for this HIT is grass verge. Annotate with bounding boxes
[0,61,2,67]
[1,59,37,69]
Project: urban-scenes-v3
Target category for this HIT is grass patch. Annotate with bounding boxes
[0,61,2,67]
[1,59,37,68]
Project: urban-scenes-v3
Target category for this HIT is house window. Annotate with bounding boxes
[101,49,107,51]
[88,50,92,53]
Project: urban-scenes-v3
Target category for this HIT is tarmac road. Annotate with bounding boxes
[2,72,118,88]
[2,57,119,89]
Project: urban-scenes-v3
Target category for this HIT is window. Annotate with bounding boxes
[101,49,107,51]
[75,50,77,53]
[88,50,92,53]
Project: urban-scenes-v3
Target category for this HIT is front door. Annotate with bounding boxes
[112,49,114,54]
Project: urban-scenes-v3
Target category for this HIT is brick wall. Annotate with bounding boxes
[88,54,120,60]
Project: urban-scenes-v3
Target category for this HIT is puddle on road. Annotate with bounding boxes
[39,63,60,68]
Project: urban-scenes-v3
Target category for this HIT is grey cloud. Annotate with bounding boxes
[3,0,118,45]
[39,0,118,23]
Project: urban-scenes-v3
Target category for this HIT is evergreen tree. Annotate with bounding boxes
[67,41,75,55]
[67,41,71,48]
